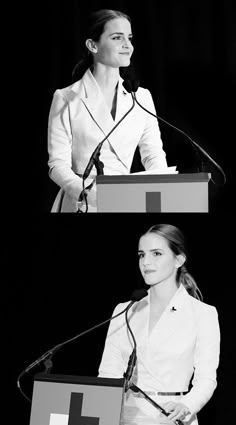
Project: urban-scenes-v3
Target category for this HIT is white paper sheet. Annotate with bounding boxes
[131,166,178,175]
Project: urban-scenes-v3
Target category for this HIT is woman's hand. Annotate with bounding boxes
[162,401,191,423]
[86,185,97,207]
[76,180,97,212]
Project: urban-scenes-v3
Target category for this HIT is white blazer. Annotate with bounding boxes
[48,69,167,212]
[98,285,220,423]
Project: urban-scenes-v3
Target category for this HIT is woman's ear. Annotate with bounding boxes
[176,254,186,269]
[85,39,98,54]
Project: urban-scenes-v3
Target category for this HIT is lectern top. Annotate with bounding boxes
[34,372,125,388]
[96,172,211,185]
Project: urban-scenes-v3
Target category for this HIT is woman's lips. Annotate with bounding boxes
[144,270,156,274]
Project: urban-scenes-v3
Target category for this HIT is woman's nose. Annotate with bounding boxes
[142,254,151,266]
[123,38,131,48]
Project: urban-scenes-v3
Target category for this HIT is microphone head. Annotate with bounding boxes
[123,79,140,93]
[130,288,148,301]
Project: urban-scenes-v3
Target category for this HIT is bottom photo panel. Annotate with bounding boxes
[9,213,233,425]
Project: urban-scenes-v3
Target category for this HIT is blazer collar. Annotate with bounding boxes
[72,68,134,167]
[81,68,102,99]
[148,285,192,347]
[130,284,191,345]
[72,68,127,99]
[132,284,188,313]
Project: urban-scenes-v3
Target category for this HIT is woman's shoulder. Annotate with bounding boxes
[133,85,156,108]
[49,77,86,107]
[112,300,132,314]
[56,78,84,97]
[187,291,217,315]
[112,292,149,316]
[136,85,151,97]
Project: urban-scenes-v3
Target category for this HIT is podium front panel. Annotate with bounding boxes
[29,374,124,425]
[96,173,210,212]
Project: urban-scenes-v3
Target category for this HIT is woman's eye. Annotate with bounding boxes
[138,253,144,259]
[113,36,122,40]
[153,252,161,256]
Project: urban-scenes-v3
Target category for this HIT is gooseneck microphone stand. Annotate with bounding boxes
[17,289,148,403]
[17,300,136,403]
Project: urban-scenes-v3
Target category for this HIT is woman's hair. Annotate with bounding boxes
[141,224,203,300]
[72,9,133,82]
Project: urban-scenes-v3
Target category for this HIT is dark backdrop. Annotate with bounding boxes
[13,0,235,212]
[7,0,235,423]
[6,213,235,424]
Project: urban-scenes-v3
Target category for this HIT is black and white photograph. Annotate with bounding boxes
[6,1,235,424]
[7,214,234,424]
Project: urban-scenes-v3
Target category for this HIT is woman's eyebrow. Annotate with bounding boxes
[138,249,164,253]
[109,32,133,36]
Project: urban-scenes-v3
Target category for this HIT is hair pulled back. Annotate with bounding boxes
[142,224,203,300]
[72,9,133,82]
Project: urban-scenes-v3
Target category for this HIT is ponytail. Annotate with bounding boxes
[72,52,93,83]
[178,265,203,301]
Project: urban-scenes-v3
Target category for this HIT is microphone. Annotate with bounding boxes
[130,288,148,301]
[122,80,226,184]
[17,288,148,401]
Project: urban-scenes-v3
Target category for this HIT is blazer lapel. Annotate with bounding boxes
[74,70,134,168]
[148,285,188,348]
[78,69,116,137]
[114,77,133,123]
[104,78,135,167]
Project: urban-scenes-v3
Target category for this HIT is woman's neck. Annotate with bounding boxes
[92,64,120,93]
[149,280,179,308]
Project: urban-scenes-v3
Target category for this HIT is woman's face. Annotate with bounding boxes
[92,18,134,68]
[138,233,182,287]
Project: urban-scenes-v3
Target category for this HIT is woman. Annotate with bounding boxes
[98,224,220,424]
[47,9,168,212]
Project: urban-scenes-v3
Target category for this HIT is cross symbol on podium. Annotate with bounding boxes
[68,393,100,425]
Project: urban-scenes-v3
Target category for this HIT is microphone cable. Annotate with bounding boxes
[123,289,149,391]
[123,303,137,391]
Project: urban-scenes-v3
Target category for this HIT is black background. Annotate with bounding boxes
[6,0,235,423]
[6,214,235,423]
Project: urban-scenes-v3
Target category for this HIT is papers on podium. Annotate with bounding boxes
[131,166,178,175]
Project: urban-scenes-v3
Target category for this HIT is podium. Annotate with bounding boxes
[96,172,211,212]
[29,373,125,425]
